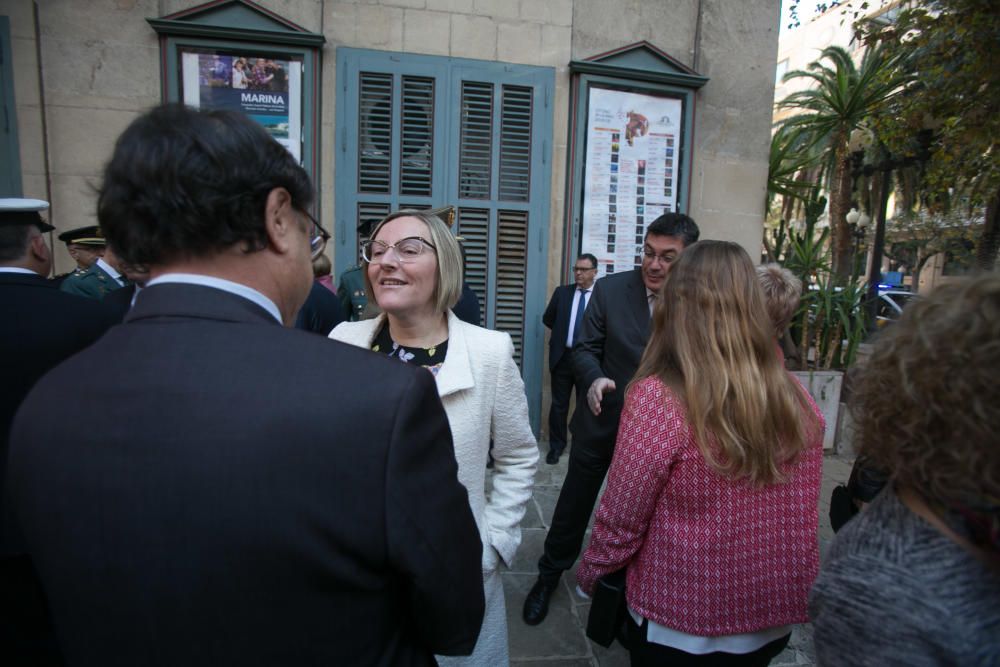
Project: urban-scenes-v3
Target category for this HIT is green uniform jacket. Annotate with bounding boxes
[337,265,368,322]
[59,263,124,300]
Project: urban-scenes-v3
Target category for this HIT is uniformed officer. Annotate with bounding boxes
[336,218,378,322]
[59,234,129,299]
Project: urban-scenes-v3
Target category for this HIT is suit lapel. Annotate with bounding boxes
[628,269,650,332]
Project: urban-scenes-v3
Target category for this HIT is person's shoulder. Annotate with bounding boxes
[329,317,377,344]
[595,268,638,290]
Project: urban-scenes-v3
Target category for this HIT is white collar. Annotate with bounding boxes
[146,273,282,324]
[0,267,41,276]
[96,257,122,281]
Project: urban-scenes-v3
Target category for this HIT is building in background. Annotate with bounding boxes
[1,0,781,431]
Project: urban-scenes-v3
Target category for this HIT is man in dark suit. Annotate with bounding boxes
[6,104,485,665]
[523,213,699,625]
[542,253,598,464]
[1,197,117,665]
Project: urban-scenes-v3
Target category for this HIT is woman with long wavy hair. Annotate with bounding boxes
[577,241,825,666]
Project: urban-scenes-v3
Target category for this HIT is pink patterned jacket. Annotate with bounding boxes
[576,376,825,636]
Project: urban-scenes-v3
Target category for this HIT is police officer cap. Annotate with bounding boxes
[58,225,106,247]
[0,198,54,232]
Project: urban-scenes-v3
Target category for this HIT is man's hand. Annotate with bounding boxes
[587,377,616,416]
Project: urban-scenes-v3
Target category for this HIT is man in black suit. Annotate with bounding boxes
[523,213,699,625]
[0,197,117,665]
[6,104,485,665]
[542,253,598,464]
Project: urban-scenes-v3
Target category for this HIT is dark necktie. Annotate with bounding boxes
[572,289,588,345]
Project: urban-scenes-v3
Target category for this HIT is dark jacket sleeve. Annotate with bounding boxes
[572,278,608,390]
[384,370,485,656]
[542,288,559,329]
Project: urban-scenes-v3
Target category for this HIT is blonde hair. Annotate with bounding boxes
[756,263,803,337]
[363,209,463,313]
[852,274,1000,510]
[633,241,817,485]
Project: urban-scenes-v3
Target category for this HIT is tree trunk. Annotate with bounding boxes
[975,185,1000,271]
[829,144,854,283]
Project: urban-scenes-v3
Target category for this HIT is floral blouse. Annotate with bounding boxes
[372,324,448,376]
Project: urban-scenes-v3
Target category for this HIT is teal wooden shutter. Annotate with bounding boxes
[336,49,553,432]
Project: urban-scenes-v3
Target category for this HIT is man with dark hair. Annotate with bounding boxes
[0,198,116,665]
[542,252,598,465]
[6,104,485,665]
[523,213,699,625]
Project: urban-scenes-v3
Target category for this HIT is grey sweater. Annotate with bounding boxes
[809,486,1000,666]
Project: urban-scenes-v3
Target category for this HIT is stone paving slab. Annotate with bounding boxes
[495,441,852,665]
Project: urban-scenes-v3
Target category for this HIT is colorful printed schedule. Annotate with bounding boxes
[581,87,682,277]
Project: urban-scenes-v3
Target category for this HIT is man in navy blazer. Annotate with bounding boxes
[524,213,700,626]
[0,198,117,665]
[542,253,597,464]
[6,104,484,666]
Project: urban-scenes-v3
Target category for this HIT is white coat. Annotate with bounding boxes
[330,310,538,665]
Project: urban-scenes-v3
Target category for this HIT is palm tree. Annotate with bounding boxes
[778,44,908,282]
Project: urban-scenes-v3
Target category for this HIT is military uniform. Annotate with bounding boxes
[337,265,368,322]
[60,261,125,300]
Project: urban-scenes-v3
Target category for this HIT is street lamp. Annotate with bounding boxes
[846,208,870,279]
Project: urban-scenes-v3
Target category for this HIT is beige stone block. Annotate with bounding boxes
[37,0,160,46]
[688,157,766,259]
[381,0,427,8]
[357,5,405,50]
[324,2,359,46]
[15,106,46,176]
[46,173,102,242]
[19,173,48,205]
[472,0,519,20]
[402,10,451,56]
[520,0,573,26]
[45,105,141,177]
[496,21,540,64]
[11,35,41,107]
[539,24,571,67]
[550,80,570,150]
[40,39,160,105]
[570,0,699,64]
[253,0,324,31]
[451,14,497,60]
[427,0,475,13]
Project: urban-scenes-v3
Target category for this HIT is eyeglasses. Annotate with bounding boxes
[642,248,677,265]
[301,210,331,260]
[361,236,437,263]
[573,265,596,273]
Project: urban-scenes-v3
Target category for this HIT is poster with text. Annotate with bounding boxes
[181,52,302,163]
[581,87,682,277]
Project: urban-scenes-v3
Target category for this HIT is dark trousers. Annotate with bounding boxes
[537,427,615,583]
[625,616,791,667]
[546,354,576,453]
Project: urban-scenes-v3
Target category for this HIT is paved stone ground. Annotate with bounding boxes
[493,442,854,666]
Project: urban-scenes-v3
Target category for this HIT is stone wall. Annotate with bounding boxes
[6,0,778,283]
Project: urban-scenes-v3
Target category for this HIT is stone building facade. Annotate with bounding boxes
[1,0,781,429]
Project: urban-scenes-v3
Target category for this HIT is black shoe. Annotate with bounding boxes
[522,578,557,625]
[545,449,562,465]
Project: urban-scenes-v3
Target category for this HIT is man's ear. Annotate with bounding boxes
[263,187,295,255]
[29,233,49,263]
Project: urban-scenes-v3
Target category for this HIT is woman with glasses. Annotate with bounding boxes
[329,209,538,665]
[576,241,825,666]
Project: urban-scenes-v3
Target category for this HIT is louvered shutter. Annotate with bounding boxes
[336,49,553,432]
